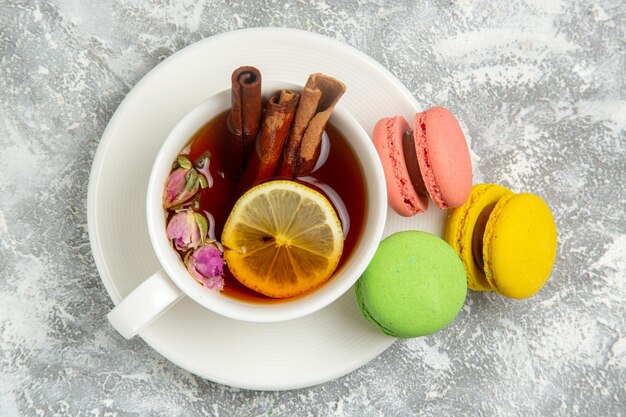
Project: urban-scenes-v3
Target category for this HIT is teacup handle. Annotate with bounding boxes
[107,269,184,339]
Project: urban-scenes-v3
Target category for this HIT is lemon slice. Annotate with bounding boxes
[221,180,344,298]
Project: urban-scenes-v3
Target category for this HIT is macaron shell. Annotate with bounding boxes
[413,107,472,209]
[355,231,467,338]
[373,117,428,216]
[444,183,513,291]
[483,193,557,299]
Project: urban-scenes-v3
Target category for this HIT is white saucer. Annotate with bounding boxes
[88,27,446,390]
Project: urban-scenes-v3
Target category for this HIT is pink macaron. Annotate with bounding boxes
[373,116,429,216]
[413,107,472,209]
[373,107,472,216]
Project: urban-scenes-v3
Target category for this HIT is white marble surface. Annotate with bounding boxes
[1,0,624,416]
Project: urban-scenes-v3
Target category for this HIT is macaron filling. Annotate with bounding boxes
[401,129,430,206]
[471,202,497,273]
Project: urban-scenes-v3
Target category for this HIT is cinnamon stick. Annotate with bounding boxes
[237,89,300,193]
[228,66,262,174]
[278,73,346,178]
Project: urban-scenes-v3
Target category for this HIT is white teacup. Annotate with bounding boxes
[107,82,387,339]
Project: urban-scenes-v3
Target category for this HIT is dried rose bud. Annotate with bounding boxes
[185,243,225,291]
[166,209,208,252]
[163,156,209,209]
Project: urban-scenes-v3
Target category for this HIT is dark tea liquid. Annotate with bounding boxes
[184,109,366,303]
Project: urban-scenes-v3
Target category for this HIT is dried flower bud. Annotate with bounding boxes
[185,243,225,291]
[163,156,209,209]
[163,168,196,209]
[166,209,206,251]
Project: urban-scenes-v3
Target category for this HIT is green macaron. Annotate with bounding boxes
[355,231,467,338]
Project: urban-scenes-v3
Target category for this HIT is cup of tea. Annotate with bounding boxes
[107,81,387,339]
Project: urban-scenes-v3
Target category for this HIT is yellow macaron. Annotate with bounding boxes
[445,184,557,298]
